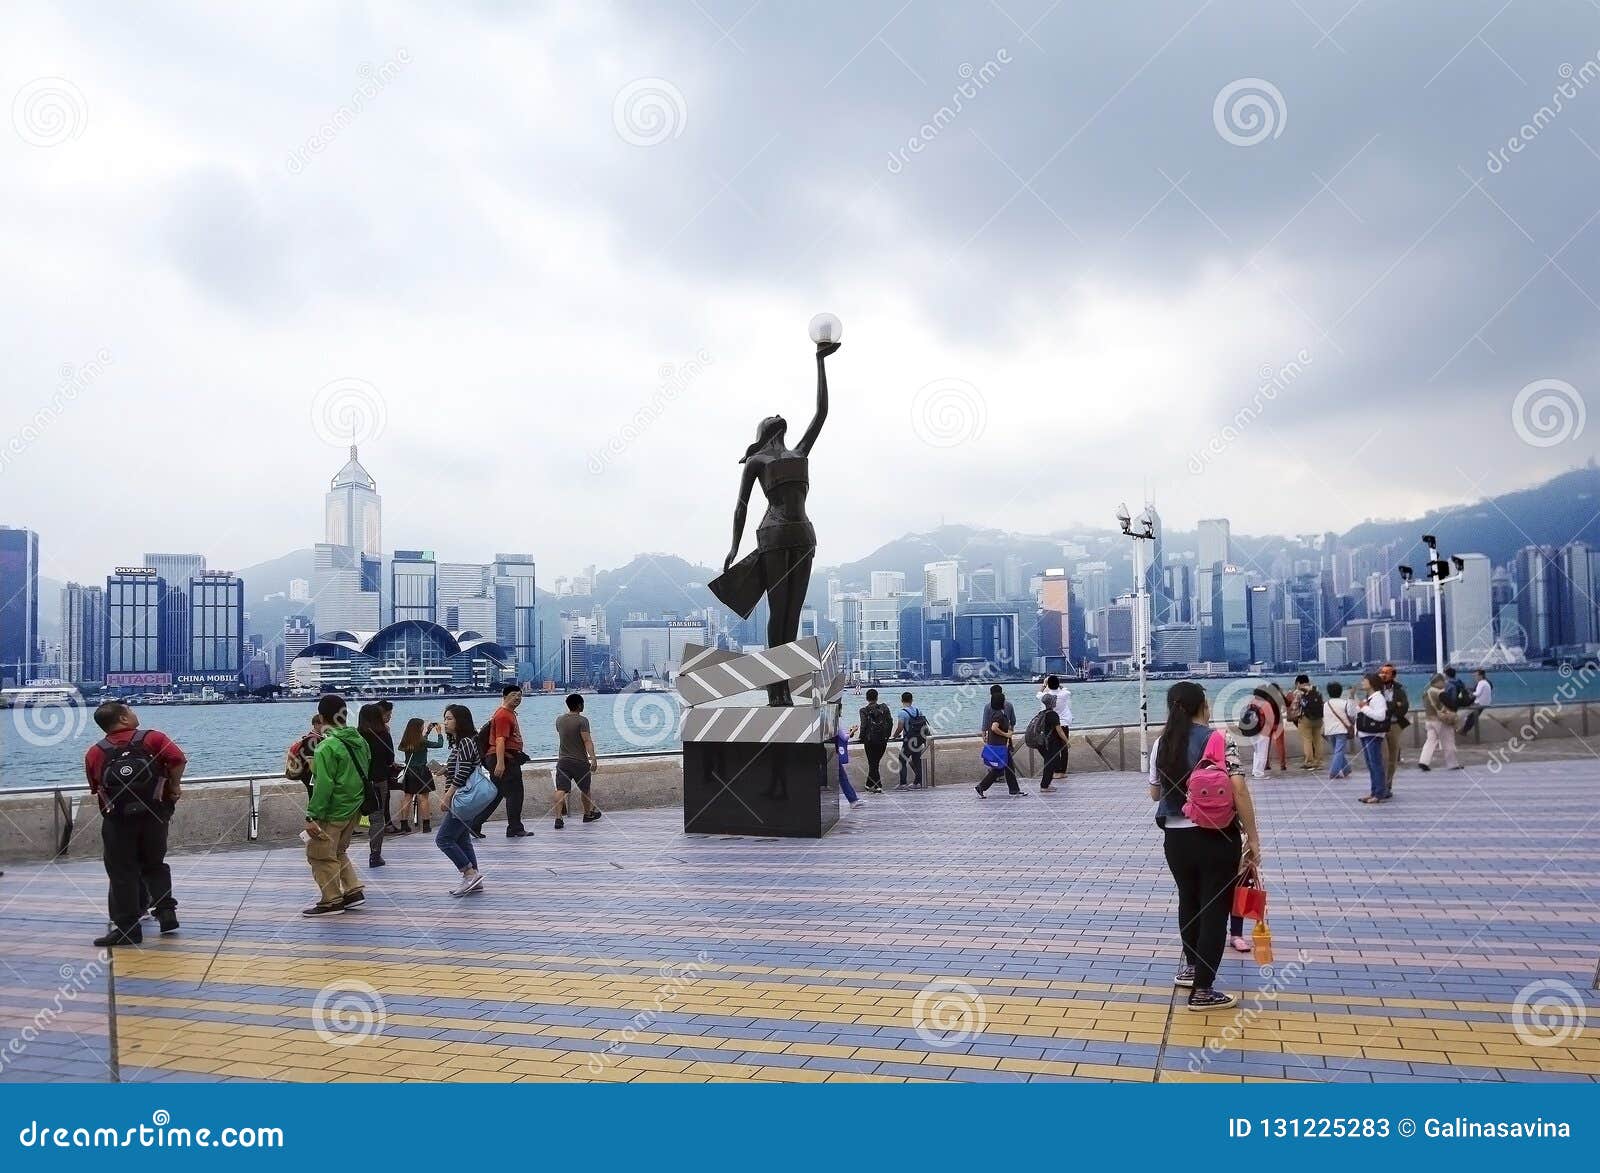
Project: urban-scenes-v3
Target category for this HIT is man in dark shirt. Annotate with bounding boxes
[83,701,186,947]
[473,684,531,838]
[552,693,602,830]
[853,688,893,794]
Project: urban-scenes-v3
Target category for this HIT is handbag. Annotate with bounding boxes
[448,765,499,825]
[1232,865,1268,921]
[980,743,1010,770]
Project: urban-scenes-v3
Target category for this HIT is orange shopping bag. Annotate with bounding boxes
[1232,865,1268,921]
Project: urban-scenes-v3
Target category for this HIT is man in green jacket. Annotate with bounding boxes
[303,693,371,917]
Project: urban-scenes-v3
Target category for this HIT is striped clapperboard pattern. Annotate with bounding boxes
[680,704,826,745]
[676,638,825,707]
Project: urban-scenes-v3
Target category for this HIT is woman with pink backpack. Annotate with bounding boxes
[1149,681,1265,1012]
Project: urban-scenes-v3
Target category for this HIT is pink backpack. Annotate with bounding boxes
[1182,729,1236,829]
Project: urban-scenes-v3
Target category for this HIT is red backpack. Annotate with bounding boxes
[1181,729,1236,829]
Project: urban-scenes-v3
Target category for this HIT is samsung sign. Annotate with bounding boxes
[176,672,241,685]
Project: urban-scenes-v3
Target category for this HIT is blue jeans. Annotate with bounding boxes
[1328,733,1350,777]
[435,812,478,871]
[836,763,859,804]
[1361,736,1388,798]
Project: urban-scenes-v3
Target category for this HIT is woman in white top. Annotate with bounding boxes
[1322,681,1355,779]
[1356,672,1390,803]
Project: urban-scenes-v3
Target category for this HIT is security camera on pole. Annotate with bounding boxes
[1398,533,1464,675]
[1117,503,1157,774]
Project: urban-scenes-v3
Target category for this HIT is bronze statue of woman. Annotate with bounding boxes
[709,325,839,705]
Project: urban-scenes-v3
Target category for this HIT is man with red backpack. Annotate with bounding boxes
[83,701,187,947]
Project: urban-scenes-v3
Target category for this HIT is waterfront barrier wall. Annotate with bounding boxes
[0,701,1589,863]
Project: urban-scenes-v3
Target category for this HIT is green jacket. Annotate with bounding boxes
[308,725,371,823]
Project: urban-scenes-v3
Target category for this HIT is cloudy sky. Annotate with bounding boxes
[4,0,1599,584]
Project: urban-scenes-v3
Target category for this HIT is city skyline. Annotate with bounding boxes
[7,6,1600,589]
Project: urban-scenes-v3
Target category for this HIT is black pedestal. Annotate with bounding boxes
[683,740,841,837]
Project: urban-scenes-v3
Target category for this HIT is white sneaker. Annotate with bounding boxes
[449,872,485,897]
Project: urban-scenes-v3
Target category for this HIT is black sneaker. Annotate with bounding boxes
[340,890,366,908]
[301,902,345,917]
[93,927,142,947]
[554,817,565,830]
[582,810,602,823]
[506,828,531,838]
[156,911,179,934]
[975,785,987,799]
[1417,763,1431,772]
[368,856,386,868]
[1174,965,1196,988]
[1186,988,1239,1011]
[469,827,486,840]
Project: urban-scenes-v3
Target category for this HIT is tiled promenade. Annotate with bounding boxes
[2,756,1597,1084]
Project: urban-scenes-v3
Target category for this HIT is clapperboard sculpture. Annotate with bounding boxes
[677,638,847,837]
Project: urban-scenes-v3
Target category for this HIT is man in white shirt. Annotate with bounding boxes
[1460,670,1493,736]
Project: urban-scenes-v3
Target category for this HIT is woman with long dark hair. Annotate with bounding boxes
[1149,681,1263,1011]
[435,704,485,896]
[356,703,396,869]
[708,331,838,705]
[396,716,443,833]
[1356,671,1390,803]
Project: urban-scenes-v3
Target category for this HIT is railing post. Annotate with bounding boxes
[248,779,259,842]
[1118,727,1126,771]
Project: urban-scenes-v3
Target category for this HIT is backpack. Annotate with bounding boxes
[1300,689,1324,721]
[860,703,893,743]
[1024,708,1059,750]
[1180,729,1236,830]
[1440,680,1469,712]
[284,737,309,780]
[97,731,164,818]
[903,710,929,752]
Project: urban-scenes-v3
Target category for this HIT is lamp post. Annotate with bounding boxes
[1399,533,1464,674]
[1118,503,1157,774]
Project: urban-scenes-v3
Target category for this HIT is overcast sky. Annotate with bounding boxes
[4,0,1599,584]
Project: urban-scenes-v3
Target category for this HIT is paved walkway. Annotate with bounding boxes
[2,757,1597,1083]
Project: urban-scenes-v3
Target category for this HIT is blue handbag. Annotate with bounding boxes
[449,764,498,824]
[981,743,1010,770]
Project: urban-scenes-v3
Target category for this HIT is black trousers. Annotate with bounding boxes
[1163,827,1241,991]
[976,754,1020,794]
[863,740,888,787]
[898,750,923,786]
[474,751,528,833]
[1040,737,1069,787]
[103,815,175,932]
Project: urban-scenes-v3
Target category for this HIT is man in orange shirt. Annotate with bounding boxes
[472,684,531,838]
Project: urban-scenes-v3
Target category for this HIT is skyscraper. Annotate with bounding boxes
[60,582,106,683]
[325,445,382,557]
[187,571,245,679]
[438,562,492,632]
[1219,567,1251,665]
[922,560,960,610]
[869,570,906,598]
[1247,583,1275,664]
[1195,519,1230,658]
[1144,505,1170,624]
[1514,545,1557,654]
[493,554,539,682]
[1447,553,1494,657]
[1197,519,1231,570]
[105,567,167,680]
[144,553,206,675]
[391,550,439,624]
[1555,541,1597,649]
[969,565,998,603]
[0,526,39,686]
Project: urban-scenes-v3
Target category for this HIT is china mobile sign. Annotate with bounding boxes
[104,672,172,688]
[176,673,240,686]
